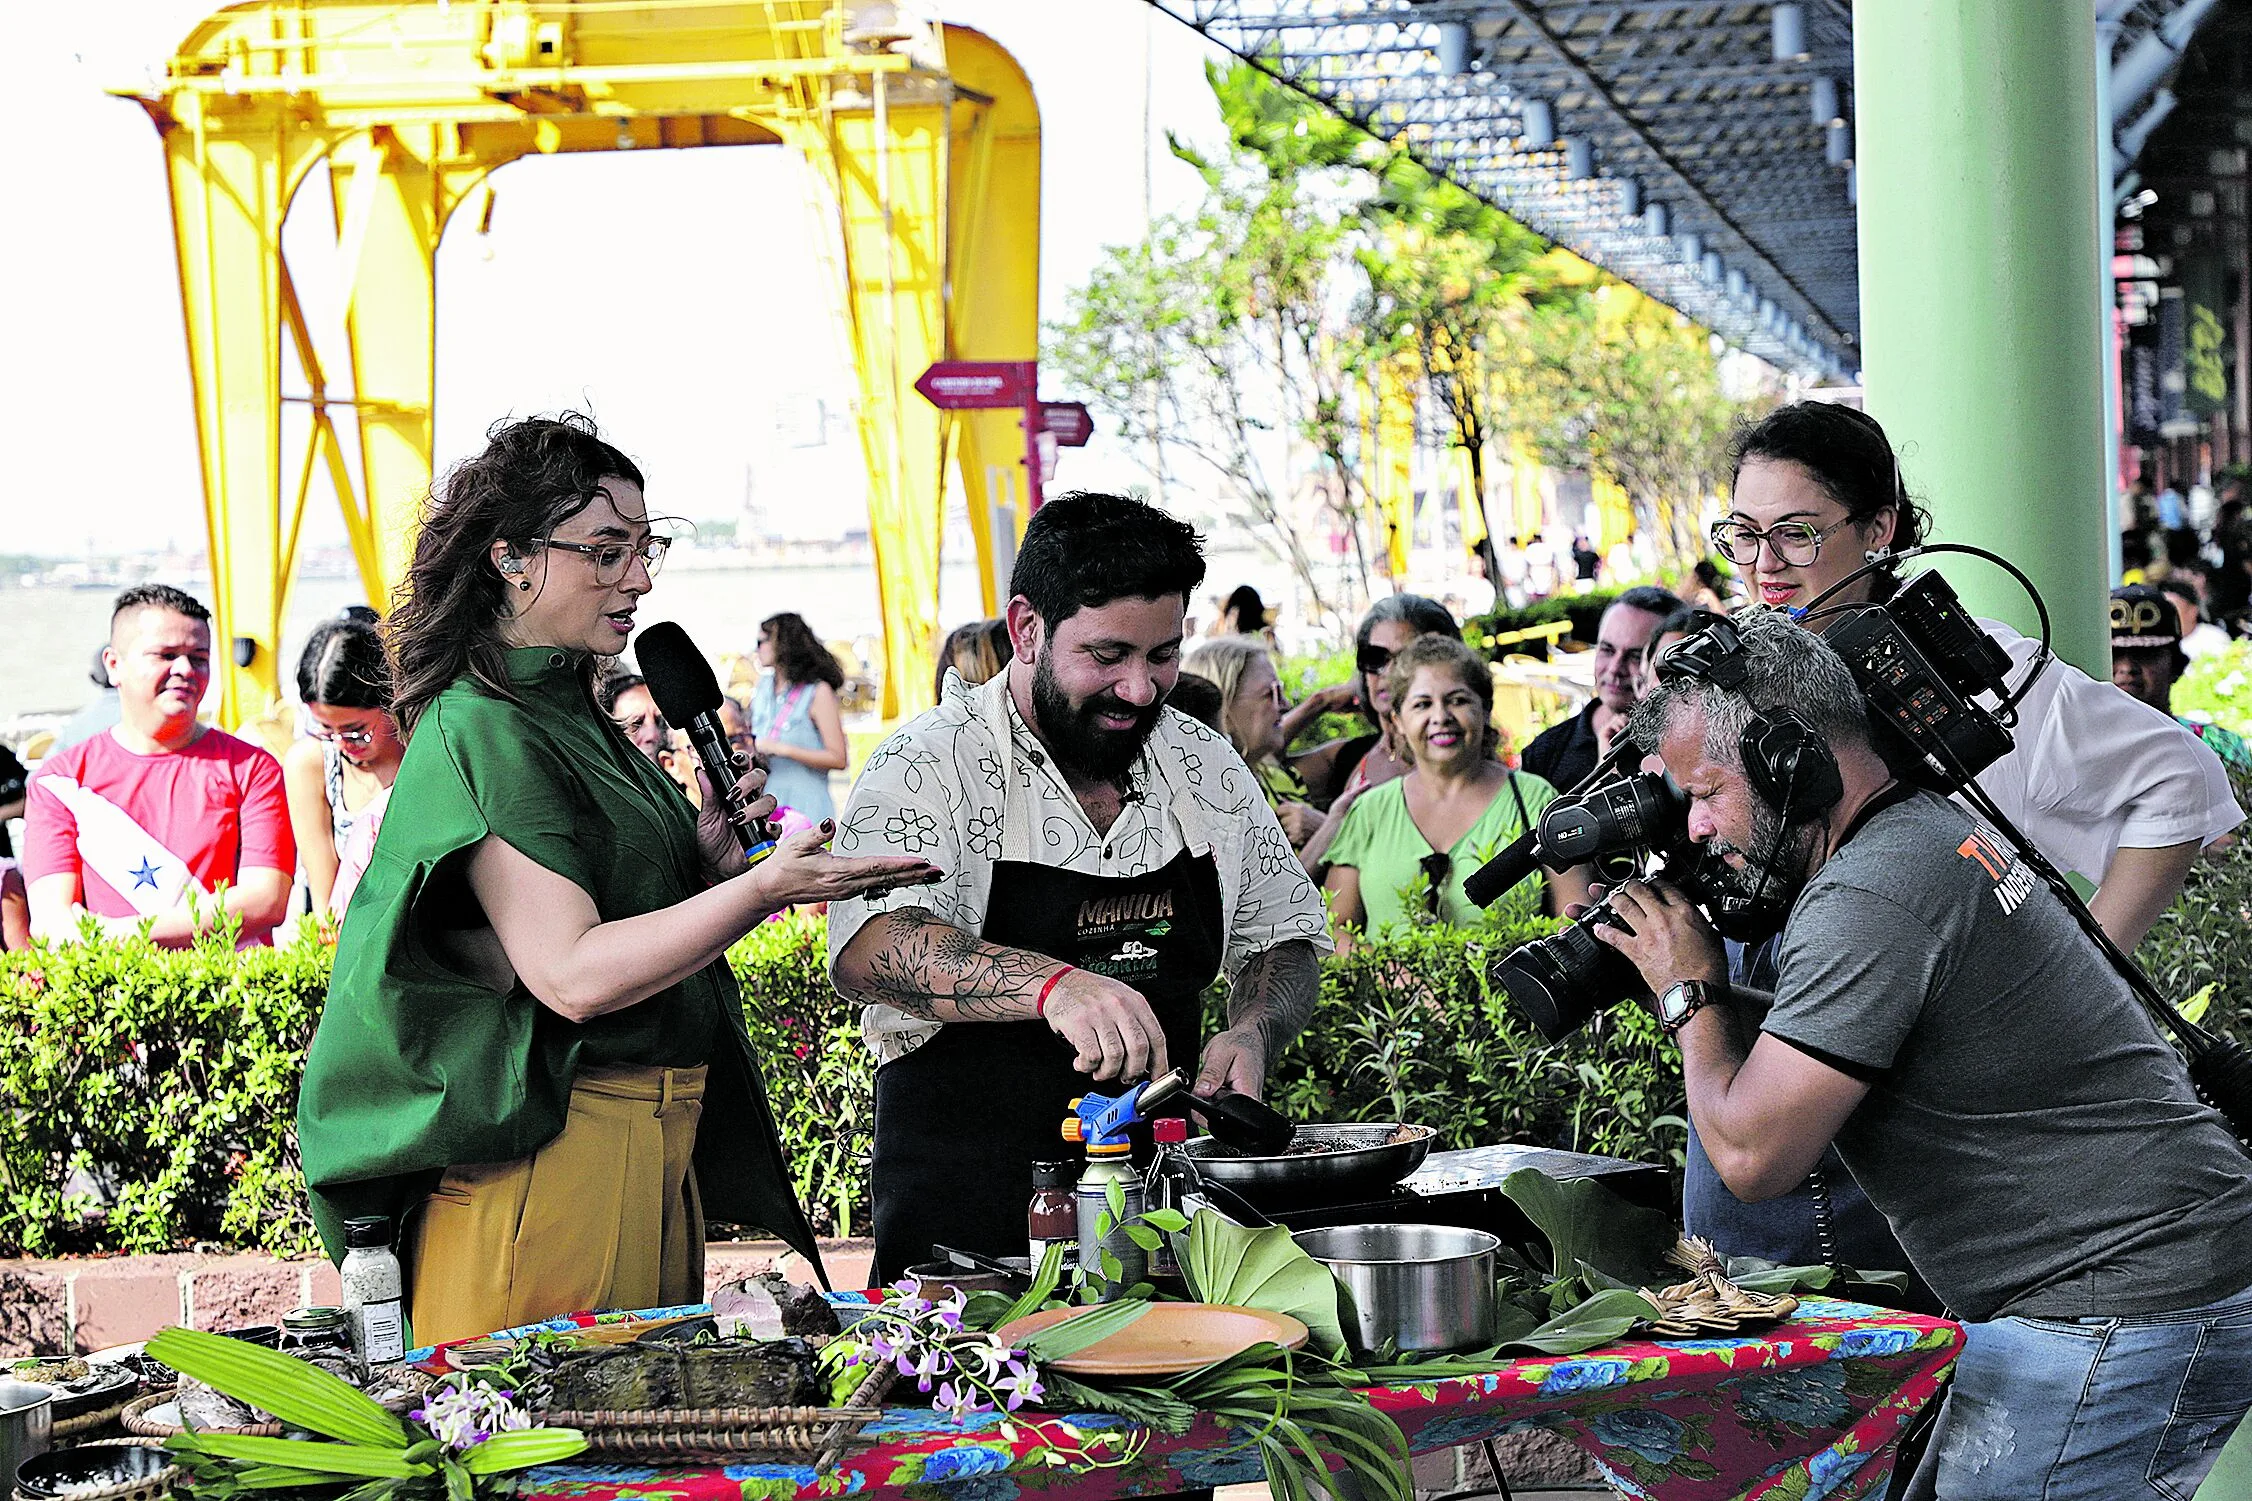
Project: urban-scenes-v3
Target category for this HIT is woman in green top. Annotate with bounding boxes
[1324,634,1590,944]
[298,415,938,1346]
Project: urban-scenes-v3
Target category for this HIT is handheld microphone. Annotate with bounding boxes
[635,621,778,866]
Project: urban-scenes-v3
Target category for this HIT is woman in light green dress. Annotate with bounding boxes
[1324,634,1590,944]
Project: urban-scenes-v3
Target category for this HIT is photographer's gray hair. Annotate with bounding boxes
[1630,608,1869,763]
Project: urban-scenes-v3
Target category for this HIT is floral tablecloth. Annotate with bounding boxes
[496,1297,1959,1501]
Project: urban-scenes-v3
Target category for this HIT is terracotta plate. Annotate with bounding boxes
[997,1303,1309,1377]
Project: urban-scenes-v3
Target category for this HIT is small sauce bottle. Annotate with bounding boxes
[1027,1161,1076,1268]
[339,1217,407,1369]
[1148,1117,1189,1278]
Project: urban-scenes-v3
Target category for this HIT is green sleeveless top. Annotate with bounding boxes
[297,646,820,1274]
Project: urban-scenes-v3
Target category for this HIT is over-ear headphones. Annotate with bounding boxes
[1655,617,1844,820]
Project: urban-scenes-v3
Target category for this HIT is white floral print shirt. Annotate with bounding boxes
[827,670,1331,1064]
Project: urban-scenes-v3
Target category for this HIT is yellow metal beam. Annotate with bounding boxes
[121,1,1040,728]
[942,26,1042,621]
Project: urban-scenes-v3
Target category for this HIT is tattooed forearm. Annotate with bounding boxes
[837,910,1063,1022]
[1223,940,1319,1060]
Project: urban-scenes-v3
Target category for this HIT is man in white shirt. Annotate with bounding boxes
[830,492,1329,1279]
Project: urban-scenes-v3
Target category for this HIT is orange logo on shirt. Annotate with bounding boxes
[1957,829,2035,915]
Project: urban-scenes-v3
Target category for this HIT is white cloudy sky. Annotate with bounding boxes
[3,1,1236,557]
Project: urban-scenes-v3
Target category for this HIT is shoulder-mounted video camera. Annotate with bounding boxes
[1470,566,2023,1043]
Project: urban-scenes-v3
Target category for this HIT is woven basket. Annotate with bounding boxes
[52,1384,165,1442]
[10,1439,181,1501]
[545,1357,896,1468]
[119,1391,284,1440]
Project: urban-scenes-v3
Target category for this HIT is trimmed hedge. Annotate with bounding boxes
[0,911,1686,1257]
[1464,590,1623,662]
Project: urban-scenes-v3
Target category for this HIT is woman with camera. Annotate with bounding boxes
[1322,634,1588,945]
[297,414,939,1346]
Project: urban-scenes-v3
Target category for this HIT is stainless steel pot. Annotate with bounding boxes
[0,1380,54,1492]
[1293,1223,1500,1355]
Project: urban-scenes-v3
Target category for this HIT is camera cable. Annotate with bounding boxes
[1794,542,2054,719]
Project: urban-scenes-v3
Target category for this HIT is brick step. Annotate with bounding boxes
[0,1239,874,1355]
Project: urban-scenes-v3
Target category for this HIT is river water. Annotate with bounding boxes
[0,561,986,724]
[1,547,1305,725]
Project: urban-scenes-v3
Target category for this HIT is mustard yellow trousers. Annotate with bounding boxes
[405,1063,707,1348]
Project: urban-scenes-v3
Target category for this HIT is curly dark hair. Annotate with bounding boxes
[1729,402,1931,602]
[387,413,645,738]
[760,612,845,690]
[1009,491,1206,627]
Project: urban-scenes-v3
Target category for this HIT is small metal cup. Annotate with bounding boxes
[0,1380,55,1493]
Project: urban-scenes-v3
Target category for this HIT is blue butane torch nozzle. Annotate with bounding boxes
[1061,1068,1187,1151]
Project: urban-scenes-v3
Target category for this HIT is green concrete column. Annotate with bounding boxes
[1855,0,2112,675]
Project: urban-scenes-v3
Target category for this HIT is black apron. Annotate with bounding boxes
[870,847,1226,1282]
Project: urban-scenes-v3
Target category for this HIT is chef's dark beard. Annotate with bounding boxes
[1031,648,1163,782]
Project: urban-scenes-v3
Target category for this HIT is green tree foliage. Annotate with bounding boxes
[1050,62,1751,600]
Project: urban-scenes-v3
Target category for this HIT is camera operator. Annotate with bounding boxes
[1686,401,2244,1293]
[1593,610,2252,1500]
[1721,401,2239,949]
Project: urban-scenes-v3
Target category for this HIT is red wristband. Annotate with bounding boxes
[1035,967,1074,1019]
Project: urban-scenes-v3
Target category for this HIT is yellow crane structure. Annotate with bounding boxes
[117,0,1041,726]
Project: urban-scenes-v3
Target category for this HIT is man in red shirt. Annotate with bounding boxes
[25,585,295,947]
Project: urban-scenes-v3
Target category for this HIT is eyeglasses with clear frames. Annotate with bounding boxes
[1707,516,1858,568]
[538,533,672,585]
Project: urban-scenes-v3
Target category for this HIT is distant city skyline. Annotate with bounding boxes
[8,1,1231,558]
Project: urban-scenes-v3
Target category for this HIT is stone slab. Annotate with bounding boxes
[0,1241,879,1354]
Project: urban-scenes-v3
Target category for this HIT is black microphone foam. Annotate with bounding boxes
[633,620,774,859]
[1462,826,1543,909]
[636,620,724,725]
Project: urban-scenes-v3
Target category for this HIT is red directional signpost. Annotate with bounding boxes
[1040,400,1093,448]
[914,361,1090,511]
[913,360,1036,410]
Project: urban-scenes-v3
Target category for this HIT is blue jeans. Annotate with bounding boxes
[1908,1279,2252,1499]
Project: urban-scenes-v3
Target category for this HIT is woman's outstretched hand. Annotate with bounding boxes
[750,819,944,909]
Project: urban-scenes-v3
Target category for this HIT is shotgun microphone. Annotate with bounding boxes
[635,620,778,865]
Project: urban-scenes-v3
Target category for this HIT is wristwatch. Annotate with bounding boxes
[1656,979,1727,1036]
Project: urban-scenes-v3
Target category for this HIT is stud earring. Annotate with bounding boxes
[516,579,531,591]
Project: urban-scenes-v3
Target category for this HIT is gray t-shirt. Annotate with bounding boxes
[1766,789,2252,1322]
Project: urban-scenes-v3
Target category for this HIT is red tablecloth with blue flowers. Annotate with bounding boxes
[505,1297,1959,1501]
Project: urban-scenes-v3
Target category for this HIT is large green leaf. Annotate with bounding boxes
[1510,1289,1656,1355]
[460,1429,589,1475]
[167,1435,428,1479]
[1182,1213,1348,1357]
[147,1328,407,1448]
[1500,1169,1676,1289]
